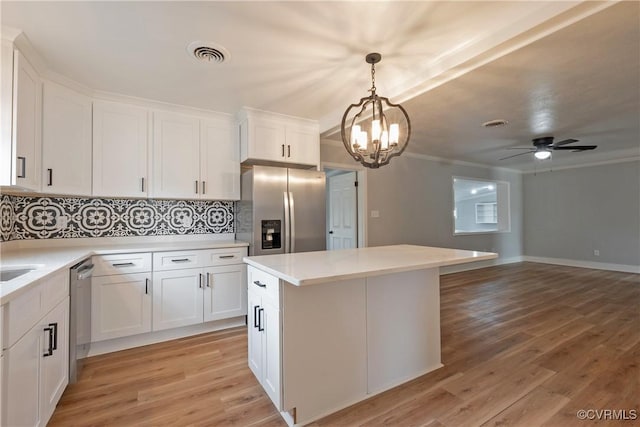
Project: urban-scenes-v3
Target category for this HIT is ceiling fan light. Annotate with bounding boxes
[534,150,552,160]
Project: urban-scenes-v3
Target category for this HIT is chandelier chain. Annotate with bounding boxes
[370,62,376,93]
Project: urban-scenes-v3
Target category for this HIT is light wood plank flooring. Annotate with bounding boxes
[49,262,639,426]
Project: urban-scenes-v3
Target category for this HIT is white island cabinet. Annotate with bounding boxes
[244,244,497,427]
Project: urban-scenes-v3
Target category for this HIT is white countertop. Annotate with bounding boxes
[243,244,498,286]
[0,239,248,304]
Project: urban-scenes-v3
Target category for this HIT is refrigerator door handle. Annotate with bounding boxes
[284,191,290,253]
[289,192,296,253]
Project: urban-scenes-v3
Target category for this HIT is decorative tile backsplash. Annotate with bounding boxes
[0,194,234,242]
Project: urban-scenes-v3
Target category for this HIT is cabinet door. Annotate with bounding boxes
[262,299,281,410]
[0,40,14,186]
[3,320,42,427]
[200,118,239,200]
[92,273,152,341]
[244,118,286,162]
[203,265,246,322]
[151,111,200,199]
[93,100,148,197]
[40,298,69,424]
[286,125,319,167]
[152,269,203,331]
[41,81,92,195]
[13,49,42,191]
[247,290,263,380]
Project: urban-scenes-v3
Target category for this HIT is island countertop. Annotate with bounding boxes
[243,244,497,286]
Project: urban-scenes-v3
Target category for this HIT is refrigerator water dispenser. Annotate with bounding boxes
[261,220,281,249]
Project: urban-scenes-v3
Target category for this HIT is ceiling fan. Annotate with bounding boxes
[500,136,597,160]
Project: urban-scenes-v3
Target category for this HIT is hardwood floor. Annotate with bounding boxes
[49,262,639,426]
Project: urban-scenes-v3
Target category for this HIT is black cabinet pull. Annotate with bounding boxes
[113,262,135,267]
[258,308,264,331]
[199,273,204,289]
[47,168,53,186]
[141,177,145,192]
[51,322,58,351]
[195,180,199,194]
[287,145,291,158]
[43,326,54,357]
[281,144,285,157]
[171,258,190,263]
[219,255,235,259]
[145,278,149,295]
[202,181,206,194]
[17,156,26,178]
[253,305,260,328]
[253,280,267,288]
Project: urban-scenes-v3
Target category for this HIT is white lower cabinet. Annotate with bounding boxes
[91,273,152,341]
[152,269,204,331]
[204,265,245,322]
[247,266,282,410]
[2,269,69,427]
[153,263,246,331]
[91,253,153,342]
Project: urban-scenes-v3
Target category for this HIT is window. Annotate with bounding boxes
[453,177,510,234]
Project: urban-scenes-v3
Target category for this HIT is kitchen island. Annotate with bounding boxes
[244,244,497,426]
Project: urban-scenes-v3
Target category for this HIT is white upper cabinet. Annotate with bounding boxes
[0,43,42,191]
[152,110,238,200]
[200,117,239,200]
[151,111,200,199]
[238,107,319,168]
[93,100,149,197]
[42,81,92,195]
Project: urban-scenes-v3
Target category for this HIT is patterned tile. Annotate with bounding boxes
[1,195,234,242]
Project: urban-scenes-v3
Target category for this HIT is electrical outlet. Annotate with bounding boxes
[593,249,600,256]
[370,210,380,218]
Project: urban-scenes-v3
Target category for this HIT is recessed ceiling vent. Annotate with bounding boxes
[187,41,229,64]
[482,119,509,128]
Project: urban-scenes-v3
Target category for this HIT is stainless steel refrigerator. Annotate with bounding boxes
[237,165,326,256]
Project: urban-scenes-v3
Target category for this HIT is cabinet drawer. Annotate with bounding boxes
[4,269,69,350]
[204,247,246,266]
[93,253,152,276]
[248,266,279,306]
[153,250,204,271]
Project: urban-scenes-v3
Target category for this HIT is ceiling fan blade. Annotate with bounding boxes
[506,147,534,150]
[552,138,579,147]
[499,151,533,160]
[552,145,597,151]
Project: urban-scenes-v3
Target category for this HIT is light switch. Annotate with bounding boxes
[371,210,380,218]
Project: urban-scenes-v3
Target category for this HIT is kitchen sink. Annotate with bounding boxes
[0,266,41,282]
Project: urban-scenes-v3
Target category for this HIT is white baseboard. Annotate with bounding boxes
[86,316,246,357]
[440,256,523,275]
[522,256,640,274]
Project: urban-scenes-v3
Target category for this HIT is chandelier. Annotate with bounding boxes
[341,53,411,168]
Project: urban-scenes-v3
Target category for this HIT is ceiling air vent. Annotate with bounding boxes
[187,41,229,64]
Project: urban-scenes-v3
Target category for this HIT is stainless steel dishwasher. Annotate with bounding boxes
[69,258,94,383]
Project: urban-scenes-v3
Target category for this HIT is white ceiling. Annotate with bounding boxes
[2,1,638,171]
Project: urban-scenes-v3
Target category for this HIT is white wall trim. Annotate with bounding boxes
[521,155,640,174]
[522,256,640,274]
[440,256,523,275]
[320,138,521,174]
[86,317,246,357]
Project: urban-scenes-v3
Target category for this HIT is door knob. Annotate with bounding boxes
[329,231,334,234]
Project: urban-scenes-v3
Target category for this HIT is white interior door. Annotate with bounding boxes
[328,171,357,250]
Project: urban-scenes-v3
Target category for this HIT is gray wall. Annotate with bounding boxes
[523,160,640,266]
[321,142,523,260]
